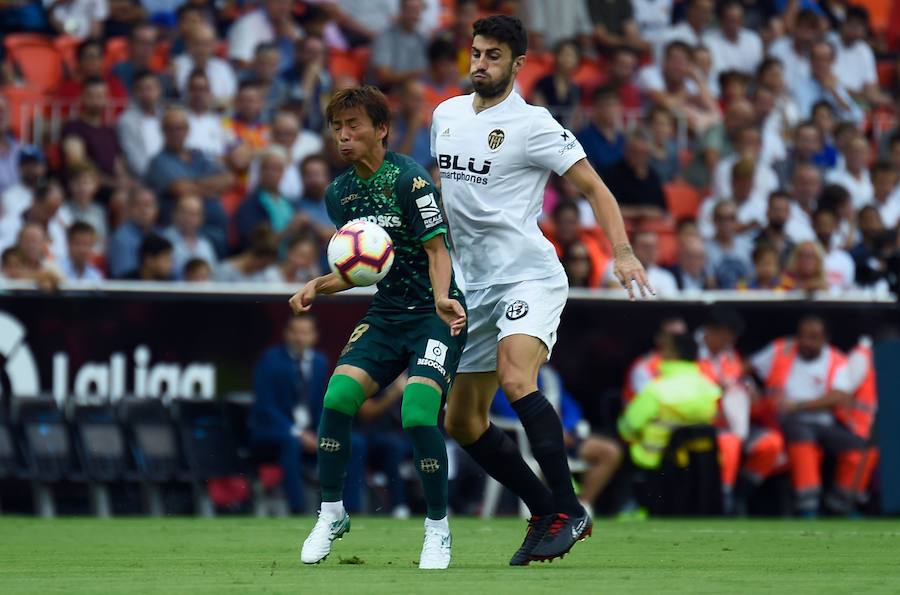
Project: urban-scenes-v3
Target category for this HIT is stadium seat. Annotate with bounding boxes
[118,397,190,516]
[649,424,723,516]
[12,396,82,517]
[664,181,703,221]
[171,399,245,516]
[104,37,130,73]
[517,52,553,100]
[1,85,44,142]
[3,34,64,93]
[328,47,371,83]
[68,402,136,517]
[53,35,81,77]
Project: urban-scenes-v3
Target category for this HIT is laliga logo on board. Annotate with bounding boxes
[0,311,215,404]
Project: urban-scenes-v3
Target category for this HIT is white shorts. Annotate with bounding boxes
[458,272,569,373]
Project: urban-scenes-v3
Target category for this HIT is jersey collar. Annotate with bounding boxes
[469,90,518,116]
[353,151,392,185]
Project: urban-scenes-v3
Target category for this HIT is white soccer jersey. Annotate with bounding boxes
[431,91,586,290]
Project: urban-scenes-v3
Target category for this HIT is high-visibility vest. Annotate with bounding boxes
[833,343,878,440]
[763,338,848,422]
[622,352,662,404]
[700,348,745,429]
[618,361,722,469]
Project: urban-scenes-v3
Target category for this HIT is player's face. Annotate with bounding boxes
[330,107,387,163]
[470,35,523,99]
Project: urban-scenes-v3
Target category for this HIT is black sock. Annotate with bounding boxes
[511,391,583,515]
[462,423,554,516]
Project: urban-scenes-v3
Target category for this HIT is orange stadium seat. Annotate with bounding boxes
[104,37,130,73]
[854,0,890,36]
[328,47,371,83]
[517,52,553,100]
[664,181,702,221]
[53,35,81,76]
[4,34,64,93]
[1,85,45,141]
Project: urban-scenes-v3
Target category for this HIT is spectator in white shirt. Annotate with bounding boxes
[790,40,863,124]
[830,6,891,107]
[871,161,900,229]
[174,22,238,107]
[757,57,800,133]
[58,164,107,249]
[184,70,229,159]
[767,8,818,85]
[701,157,768,239]
[45,0,108,39]
[227,0,300,70]
[1,147,47,228]
[271,110,323,172]
[826,134,873,210]
[59,221,104,283]
[117,70,164,177]
[520,0,593,51]
[632,0,674,45]
[657,0,712,63]
[812,207,855,291]
[751,86,788,167]
[702,0,763,78]
[713,127,779,204]
[163,195,217,278]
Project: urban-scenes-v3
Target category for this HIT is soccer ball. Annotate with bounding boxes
[327,220,395,286]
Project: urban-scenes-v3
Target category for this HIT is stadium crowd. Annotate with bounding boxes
[0,0,899,295]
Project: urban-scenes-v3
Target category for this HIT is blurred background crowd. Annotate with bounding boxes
[1,0,900,296]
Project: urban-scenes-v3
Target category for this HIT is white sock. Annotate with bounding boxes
[424,516,449,532]
[321,501,344,517]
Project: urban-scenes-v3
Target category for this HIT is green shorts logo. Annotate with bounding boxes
[420,458,440,473]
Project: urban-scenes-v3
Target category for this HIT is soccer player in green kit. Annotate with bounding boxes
[289,86,466,570]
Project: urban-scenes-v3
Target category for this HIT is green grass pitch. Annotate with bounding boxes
[1,517,899,594]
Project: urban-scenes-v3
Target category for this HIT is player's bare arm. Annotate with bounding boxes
[422,234,466,336]
[288,273,353,314]
[563,158,655,300]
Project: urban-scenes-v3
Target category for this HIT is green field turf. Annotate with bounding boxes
[1,517,899,594]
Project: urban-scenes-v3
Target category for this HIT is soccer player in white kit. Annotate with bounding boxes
[432,15,653,565]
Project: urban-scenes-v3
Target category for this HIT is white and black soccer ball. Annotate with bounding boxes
[327,220,395,286]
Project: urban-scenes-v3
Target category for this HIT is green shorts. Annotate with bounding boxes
[336,309,467,397]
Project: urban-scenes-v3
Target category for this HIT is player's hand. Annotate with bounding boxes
[436,297,466,337]
[289,280,318,314]
[613,243,654,301]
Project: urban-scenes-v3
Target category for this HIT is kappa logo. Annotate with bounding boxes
[420,458,441,473]
[487,128,505,151]
[411,176,429,192]
[319,437,341,452]
[415,193,443,228]
[505,300,529,320]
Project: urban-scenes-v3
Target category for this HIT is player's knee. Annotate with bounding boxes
[443,413,487,445]
[323,374,366,417]
[498,373,534,402]
[400,382,441,428]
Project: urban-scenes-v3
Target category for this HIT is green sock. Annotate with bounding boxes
[317,407,353,502]
[401,382,448,520]
[317,374,366,502]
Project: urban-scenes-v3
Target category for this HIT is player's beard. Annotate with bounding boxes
[471,67,514,99]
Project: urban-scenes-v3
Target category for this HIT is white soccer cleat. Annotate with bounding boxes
[419,522,452,570]
[300,509,351,564]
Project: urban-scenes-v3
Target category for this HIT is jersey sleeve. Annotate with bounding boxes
[323,184,346,228]
[526,108,587,176]
[396,163,447,243]
[429,115,438,158]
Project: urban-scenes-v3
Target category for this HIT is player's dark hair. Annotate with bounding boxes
[670,332,699,361]
[67,220,96,241]
[326,85,391,147]
[472,15,528,58]
[139,233,172,261]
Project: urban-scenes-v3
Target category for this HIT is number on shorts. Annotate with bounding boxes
[347,323,370,344]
